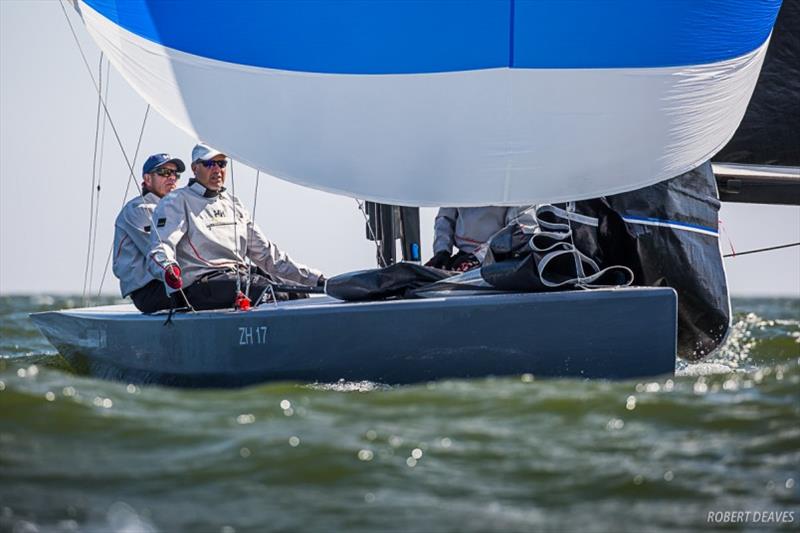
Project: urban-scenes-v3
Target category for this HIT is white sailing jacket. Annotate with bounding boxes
[113,190,161,297]
[147,181,321,293]
[433,206,536,257]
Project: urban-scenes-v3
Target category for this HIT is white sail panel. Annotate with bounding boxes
[79,1,769,206]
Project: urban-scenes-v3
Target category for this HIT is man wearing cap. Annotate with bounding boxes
[146,143,324,311]
[113,153,185,313]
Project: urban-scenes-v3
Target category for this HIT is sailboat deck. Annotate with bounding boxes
[54,287,668,319]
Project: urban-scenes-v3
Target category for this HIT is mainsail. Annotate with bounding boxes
[72,0,782,206]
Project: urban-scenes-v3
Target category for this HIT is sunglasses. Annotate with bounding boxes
[200,159,228,169]
[154,168,181,178]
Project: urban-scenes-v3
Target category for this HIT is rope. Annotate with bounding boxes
[245,170,261,298]
[565,201,590,288]
[718,219,737,257]
[82,52,104,305]
[59,2,194,311]
[228,159,243,300]
[724,242,799,258]
[58,0,140,191]
[88,57,111,296]
[96,104,151,297]
[356,199,387,266]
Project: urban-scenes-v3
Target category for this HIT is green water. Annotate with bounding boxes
[1,295,798,532]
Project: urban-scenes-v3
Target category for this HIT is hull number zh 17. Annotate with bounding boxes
[239,326,268,346]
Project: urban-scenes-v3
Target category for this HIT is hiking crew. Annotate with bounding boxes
[113,153,185,313]
[147,143,324,311]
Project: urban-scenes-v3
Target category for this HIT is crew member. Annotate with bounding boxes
[425,207,535,271]
[147,143,324,311]
[113,153,185,313]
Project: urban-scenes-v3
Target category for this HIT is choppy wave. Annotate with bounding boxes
[1,295,798,532]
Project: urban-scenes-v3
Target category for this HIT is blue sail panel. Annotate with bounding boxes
[83,0,781,73]
[512,0,783,69]
[81,0,511,74]
[75,0,781,206]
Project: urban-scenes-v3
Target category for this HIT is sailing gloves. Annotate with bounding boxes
[425,250,480,271]
[164,265,183,290]
[425,250,452,269]
[450,252,480,272]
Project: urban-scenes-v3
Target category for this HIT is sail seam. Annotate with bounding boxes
[508,0,515,67]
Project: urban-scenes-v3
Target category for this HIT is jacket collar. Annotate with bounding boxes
[188,178,225,198]
[141,186,161,203]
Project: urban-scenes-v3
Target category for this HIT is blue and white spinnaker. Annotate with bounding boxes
[75,0,783,206]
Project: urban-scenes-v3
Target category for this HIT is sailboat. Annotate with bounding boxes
[32,0,794,387]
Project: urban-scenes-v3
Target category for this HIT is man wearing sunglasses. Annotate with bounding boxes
[146,143,324,311]
[113,153,185,312]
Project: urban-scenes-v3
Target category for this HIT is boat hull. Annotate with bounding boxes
[30,288,677,387]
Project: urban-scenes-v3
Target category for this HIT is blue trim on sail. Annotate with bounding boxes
[82,0,781,74]
[622,216,719,237]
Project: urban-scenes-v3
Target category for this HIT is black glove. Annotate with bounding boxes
[450,252,480,272]
[425,250,452,269]
[316,275,326,287]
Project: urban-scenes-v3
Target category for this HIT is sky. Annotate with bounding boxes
[1,1,799,297]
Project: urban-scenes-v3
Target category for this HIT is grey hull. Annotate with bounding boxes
[30,288,677,387]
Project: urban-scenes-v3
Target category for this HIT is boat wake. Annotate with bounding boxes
[677,307,800,377]
[307,380,392,393]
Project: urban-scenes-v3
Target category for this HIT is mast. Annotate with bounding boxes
[365,202,421,267]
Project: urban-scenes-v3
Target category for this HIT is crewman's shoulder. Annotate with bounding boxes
[155,187,191,210]
[117,195,154,225]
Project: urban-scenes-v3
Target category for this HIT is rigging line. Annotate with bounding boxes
[723,242,800,258]
[58,0,140,190]
[245,170,262,298]
[58,4,192,310]
[355,199,387,267]
[82,52,104,306]
[89,57,112,296]
[96,104,152,297]
[229,160,243,298]
[718,219,736,257]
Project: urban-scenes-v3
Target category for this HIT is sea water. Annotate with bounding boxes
[1,295,798,532]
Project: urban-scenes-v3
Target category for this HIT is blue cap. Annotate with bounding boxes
[142,153,186,176]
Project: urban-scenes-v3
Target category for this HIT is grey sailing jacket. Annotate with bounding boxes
[433,206,536,257]
[113,191,161,298]
[147,181,321,293]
